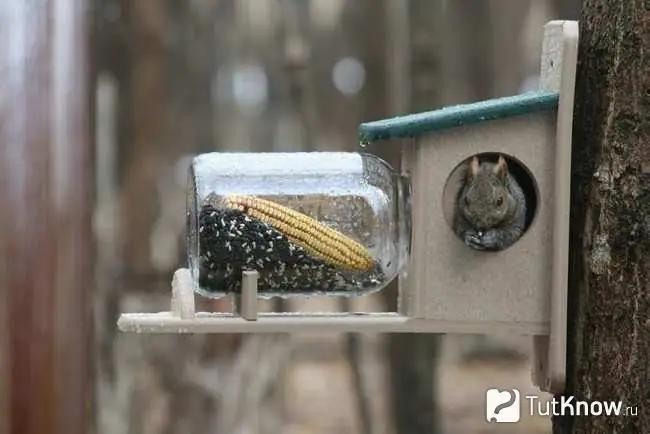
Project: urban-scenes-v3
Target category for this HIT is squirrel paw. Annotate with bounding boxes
[463,232,488,250]
[463,231,502,251]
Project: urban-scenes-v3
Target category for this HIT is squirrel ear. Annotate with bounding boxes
[469,156,479,177]
[493,155,508,179]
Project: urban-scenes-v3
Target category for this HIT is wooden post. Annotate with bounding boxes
[554,1,650,432]
[0,1,94,434]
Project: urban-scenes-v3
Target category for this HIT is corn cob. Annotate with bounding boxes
[222,195,376,271]
[197,204,385,296]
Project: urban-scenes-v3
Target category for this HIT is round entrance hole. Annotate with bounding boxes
[442,152,538,251]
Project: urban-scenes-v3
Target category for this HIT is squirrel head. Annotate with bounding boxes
[458,155,518,230]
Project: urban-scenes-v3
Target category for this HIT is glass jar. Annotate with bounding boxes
[186,151,411,299]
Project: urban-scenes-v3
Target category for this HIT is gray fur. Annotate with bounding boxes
[453,155,527,251]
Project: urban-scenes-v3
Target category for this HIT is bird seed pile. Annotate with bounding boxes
[196,203,385,296]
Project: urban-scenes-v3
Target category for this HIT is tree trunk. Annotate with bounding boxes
[380,1,443,433]
[117,0,165,275]
[0,1,94,433]
[551,0,582,21]
[553,1,650,432]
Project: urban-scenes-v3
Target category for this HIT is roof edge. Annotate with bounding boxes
[358,90,559,142]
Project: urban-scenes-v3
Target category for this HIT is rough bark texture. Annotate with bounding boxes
[553,1,650,432]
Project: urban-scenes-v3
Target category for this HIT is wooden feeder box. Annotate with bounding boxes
[118,21,578,394]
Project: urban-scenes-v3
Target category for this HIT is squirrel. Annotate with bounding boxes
[453,154,527,251]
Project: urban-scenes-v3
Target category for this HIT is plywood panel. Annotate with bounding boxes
[401,111,556,334]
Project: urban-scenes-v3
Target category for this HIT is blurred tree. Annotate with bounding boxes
[0,1,94,434]
[378,1,443,433]
[440,0,530,105]
[336,1,393,431]
[553,1,650,432]
[551,0,581,20]
[118,0,165,275]
[94,2,247,433]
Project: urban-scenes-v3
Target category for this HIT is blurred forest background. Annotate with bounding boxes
[91,1,580,433]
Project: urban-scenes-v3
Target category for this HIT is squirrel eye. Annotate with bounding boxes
[496,196,504,206]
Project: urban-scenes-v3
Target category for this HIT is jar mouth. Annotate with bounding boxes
[186,161,200,290]
[399,171,413,268]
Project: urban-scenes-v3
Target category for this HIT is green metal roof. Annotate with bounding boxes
[358,90,559,142]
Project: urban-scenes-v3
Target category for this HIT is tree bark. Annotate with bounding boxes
[551,0,582,21]
[553,1,650,432]
[117,0,165,275]
[380,1,443,433]
[0,1,94,433]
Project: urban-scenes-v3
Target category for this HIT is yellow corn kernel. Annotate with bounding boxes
[223,195,376,271]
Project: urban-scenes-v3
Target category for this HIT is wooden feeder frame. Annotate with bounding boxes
[118,21,578,395]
